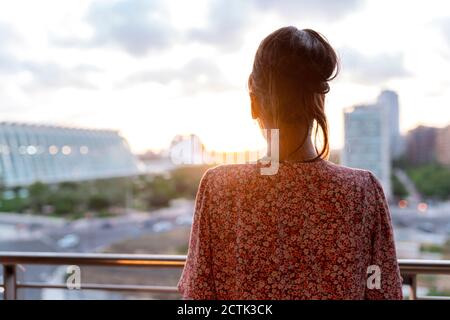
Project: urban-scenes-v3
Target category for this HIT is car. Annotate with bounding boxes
[393,218,410,228]
[417,222,435,233]
[28,223,42,231]
[175,215,192,226]
[151,221,173,233]
[15,223,26,230]
[101,222,113,229]
[142,219,155,228]
[57,234,80,249]
[142,217,165,228]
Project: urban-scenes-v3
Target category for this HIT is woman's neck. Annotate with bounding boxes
[279,138,318,161]
[266,125,318,162]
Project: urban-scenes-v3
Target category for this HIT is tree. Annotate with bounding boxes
[28,182,50,213]
[391,174,409,199]
[88,195,111,211]
[407,164,450,200]
[144,175,176,209]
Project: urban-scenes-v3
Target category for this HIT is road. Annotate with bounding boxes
[391,201,450,233]
[0,199,195,299]
[394,169,421,203]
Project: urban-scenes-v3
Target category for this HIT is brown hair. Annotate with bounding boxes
[248,26,339,160]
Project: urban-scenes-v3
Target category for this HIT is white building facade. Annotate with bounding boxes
[0,122,139,187]
[377,90,403,158]
[343,104,392,199]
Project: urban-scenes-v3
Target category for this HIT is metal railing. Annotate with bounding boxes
[1,252,450,300]
[0,252,185,300]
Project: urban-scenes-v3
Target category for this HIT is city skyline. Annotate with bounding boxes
[0,0,449,152]
[2,116,448,156]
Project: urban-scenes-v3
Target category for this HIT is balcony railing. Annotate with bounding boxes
[1,252,450,300]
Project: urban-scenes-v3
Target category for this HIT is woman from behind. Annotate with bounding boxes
[178,26,403,300]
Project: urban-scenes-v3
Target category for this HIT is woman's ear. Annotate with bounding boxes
[250,93,259,120]
[248,76,259,120]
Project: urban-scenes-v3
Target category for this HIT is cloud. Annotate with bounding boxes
[188,0,362,50]
[253,0,362,21]
[339,47,410,84]
[120,58,236,94]
[0,53,99,91]
[0,21,20,44]
[0,20,98,91]
[54,0,175,57]
[0,22,22,73]
[437,17,450,46]
[188,0,252,51]
[53,0,363,56]
[0,51,20,73]
[22,62,99,91]
[0,58,100,91]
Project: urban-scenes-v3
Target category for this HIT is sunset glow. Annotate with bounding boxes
[0,0,449,153]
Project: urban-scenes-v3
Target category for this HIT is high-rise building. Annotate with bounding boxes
[342,104,391,199]
[342,89,404,199]
[436,125,450,167]
[405,126,438,166]
[377,90,403,158]
[0,122,139,187]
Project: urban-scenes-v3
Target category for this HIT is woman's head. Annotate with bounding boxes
[249,26,338,160]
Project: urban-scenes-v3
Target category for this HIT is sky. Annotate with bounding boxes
[0,0,449,153]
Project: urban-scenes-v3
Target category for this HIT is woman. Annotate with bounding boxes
[178,26,403,300]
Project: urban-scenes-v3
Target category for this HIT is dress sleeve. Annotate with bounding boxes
[365,172,403,300]
[177,170,216,299]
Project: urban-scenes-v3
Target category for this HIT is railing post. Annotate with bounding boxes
[409,274,417,300]
[3,264,17,300]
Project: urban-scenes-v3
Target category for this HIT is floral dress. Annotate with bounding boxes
[178,159,403,299]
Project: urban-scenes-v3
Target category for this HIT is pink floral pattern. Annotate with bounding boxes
[178,159,403,300]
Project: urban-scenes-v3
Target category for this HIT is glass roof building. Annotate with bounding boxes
[0,122,139,187]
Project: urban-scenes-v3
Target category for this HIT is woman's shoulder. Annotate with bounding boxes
[202,163,259,182]
[320,160,378,187]
[195,164,259,197]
